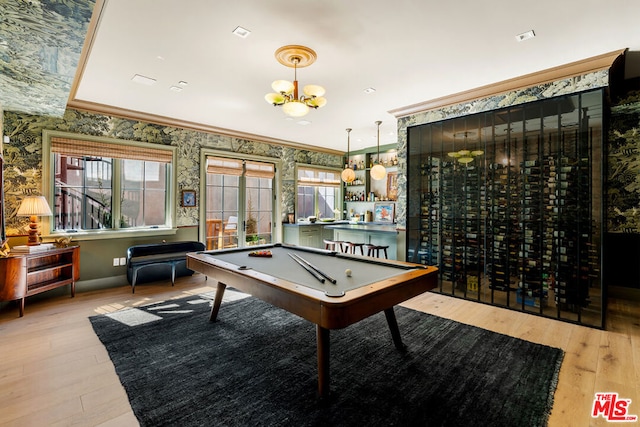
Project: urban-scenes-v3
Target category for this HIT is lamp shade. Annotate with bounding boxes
[341,168,355,183]
[17,196,52,246]
[272,80,294,94]
[282,101,309,117]
[307,96,327,108]
[370,164,386,180]
[265,92,286,105]
[303,84,325,97]
[17,196,53,217]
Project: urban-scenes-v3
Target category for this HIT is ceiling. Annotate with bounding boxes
[4,0,640,153]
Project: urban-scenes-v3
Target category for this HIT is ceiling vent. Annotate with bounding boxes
[515,30,536,42]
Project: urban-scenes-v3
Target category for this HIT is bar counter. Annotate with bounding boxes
[282,221,400,259]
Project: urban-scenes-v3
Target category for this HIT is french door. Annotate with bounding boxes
[203,155,275,250]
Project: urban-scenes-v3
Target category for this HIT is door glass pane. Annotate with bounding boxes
[205,161,274,250]
[246,176,273,245]
[206,173,240,249]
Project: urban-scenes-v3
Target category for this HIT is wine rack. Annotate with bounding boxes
[407,89,605,327]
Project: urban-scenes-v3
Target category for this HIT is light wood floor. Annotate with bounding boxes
[0,275,638,427]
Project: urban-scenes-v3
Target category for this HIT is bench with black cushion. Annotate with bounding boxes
[126,241,205,293]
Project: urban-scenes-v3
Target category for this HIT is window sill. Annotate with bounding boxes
[46,227,178,242]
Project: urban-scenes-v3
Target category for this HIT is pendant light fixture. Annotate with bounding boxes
[264,45,327,117]
[341,128,355,183]
[370,120,386,180]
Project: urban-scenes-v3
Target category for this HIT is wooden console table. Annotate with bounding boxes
[0,246,80,317]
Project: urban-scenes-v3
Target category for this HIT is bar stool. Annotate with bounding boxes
[343,241,365,255]
[323,239,344,252]
[365,244,389,259]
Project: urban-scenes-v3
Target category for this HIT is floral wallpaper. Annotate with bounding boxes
[1,109,342,235]
[4,68,629,237]
[0,0,95,116]
[607,90,640,232]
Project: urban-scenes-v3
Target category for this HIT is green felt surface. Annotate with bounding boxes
[204,245,417,295]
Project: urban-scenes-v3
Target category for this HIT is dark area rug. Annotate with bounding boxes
[89,292,563,427]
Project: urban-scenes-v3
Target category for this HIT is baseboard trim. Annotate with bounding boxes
[76,275,129,292]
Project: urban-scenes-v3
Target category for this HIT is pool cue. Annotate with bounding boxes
[288,253,325,283]
[291,253,337,284]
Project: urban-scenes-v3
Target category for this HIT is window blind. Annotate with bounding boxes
[297,166,341,188]
[207,157,275,178]
[51,137,173,163]
[245,160,275,179]
[206,156,244,176]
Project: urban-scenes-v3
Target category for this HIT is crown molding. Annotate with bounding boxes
[66,99,344,156]
[389,48,627,118]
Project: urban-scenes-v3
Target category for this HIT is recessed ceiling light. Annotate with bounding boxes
[232,26,251,38]
[515,30,535,42]
[363,87,376,94]
[169,86,183,92]
[131,74,156,86]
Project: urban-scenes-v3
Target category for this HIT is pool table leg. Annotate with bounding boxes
[209,282,227,322]
[384,307,407,351]
[316,325,330,397]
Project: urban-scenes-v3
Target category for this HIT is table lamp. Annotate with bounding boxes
[17,195,53,246]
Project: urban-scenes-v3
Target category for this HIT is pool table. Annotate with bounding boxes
[186,243,438,397]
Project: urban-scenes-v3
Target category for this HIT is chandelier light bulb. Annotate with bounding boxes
[272,80,294,94]
[303,85,325,97]
[282,100,309,117]
[307,96,327,108]
[265,92,285,105]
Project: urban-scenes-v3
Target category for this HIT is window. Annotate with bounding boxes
[204,155,276,249]
[44,132,175,233]
[296,165,341,219]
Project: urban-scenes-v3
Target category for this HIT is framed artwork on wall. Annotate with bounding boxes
[386,172,398,201]
[181,190,196,207]
[374,203,394,223]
